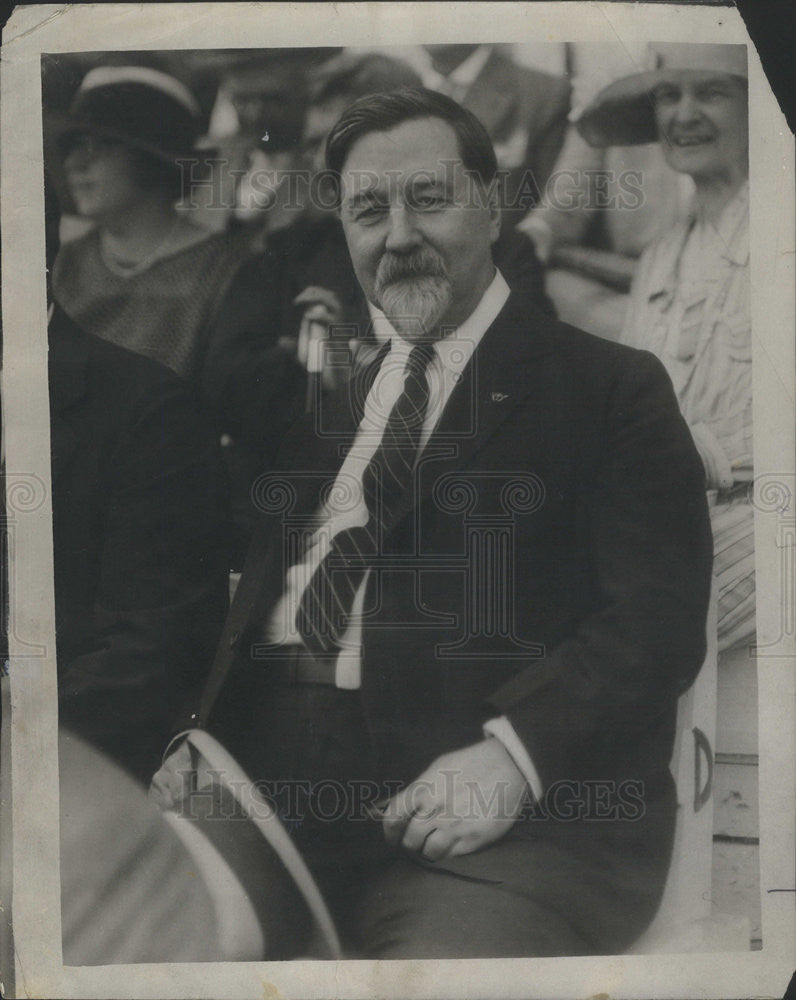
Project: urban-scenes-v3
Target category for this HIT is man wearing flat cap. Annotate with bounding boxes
[579,43,753,654]
[155,87,713,958]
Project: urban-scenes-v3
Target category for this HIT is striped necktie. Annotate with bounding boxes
[296,343,436,659]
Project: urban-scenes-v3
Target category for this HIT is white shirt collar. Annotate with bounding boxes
[367,268,511,377]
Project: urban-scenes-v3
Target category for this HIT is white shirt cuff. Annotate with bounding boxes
[483,716,544,801]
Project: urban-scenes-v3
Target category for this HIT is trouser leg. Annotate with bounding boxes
[209,675,674,958]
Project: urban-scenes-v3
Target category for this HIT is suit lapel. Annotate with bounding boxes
[292,340,391,478]
[425,291,557,478]
[339,340,391,437]
[241,342,392,615]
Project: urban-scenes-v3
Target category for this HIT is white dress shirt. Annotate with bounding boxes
[265,269,543,798]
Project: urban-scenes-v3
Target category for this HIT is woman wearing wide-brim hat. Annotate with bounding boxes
[575,42,748,149]
[48,65,261,387]
[578,42,753,654]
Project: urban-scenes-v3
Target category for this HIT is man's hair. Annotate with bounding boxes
[325,87,498,188]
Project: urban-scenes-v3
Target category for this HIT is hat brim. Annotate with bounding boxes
[576,67,748,147]
[44,109,196,165]
[575,70,675,148]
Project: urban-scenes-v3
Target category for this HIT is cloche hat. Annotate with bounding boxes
[50,65,202,163]
[575,42,748,148]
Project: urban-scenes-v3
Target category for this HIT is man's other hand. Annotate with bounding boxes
[293,286,346,391]
[294,286,342,367]
[149,739,195,810]
[382,739,528,862]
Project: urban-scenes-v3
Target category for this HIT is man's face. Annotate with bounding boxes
[653,72,749,183]
[339,117,500,342]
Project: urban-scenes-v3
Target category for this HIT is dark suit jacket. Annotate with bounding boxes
[50,306,229,782]
[211,289,712,807]
[462,49,571,220]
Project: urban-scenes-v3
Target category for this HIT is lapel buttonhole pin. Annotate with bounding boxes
[491,392,509,402]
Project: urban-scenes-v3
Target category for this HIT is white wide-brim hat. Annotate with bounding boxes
[575,42,748,148]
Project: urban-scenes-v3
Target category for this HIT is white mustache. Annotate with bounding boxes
[374,250,453,339]
[375,249,449,292]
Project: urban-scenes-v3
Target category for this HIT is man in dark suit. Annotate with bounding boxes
[154,89,712,958]
[46,196,229,784]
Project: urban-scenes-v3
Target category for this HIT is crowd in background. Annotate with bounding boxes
[0,39,752,965]
[42,43,696,558]
[44,43,692,333]
[38,40,752,785]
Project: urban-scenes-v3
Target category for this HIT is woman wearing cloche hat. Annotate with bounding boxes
[579,42,753,654]
[49,65,260,388]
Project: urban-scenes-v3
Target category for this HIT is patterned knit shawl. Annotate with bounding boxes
[53,228,253,382]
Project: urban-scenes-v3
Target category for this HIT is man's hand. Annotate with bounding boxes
[381,739,528,862]
[149,739,195,810]
[293,286,343,328]
[293,286,345,389]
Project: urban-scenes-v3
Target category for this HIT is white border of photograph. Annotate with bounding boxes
[1,3,793,998]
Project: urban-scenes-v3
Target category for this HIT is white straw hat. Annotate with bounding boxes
[575,43,747,148]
